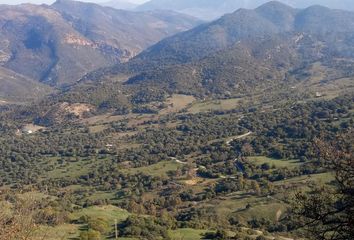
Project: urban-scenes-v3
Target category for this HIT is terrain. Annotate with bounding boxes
[0,0,200,89]
[0,1,353,240]
[64,1,354,107]
[0,66,51,103]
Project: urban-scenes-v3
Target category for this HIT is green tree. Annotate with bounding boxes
[79,229,101,240]
[292,133,354,240]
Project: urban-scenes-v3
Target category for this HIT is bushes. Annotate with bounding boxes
[203,229,229,239]
[78,215,110,239]
[120,215,171,240]
[87,217,110,235]
[79,229,101,240]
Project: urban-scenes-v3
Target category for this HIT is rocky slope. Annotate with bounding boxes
[0,0,201,87]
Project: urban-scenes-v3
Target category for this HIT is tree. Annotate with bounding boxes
[241,143,254,156]
[79,229,101,240]
[0,192,39,240]
[87,217,110,234]
[251,181,261,196]
[292,132,354,240]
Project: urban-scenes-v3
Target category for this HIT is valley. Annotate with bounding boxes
[0,1,353,240]
[0,83,352,239]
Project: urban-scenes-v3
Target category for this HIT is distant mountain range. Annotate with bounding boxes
[134,2,354,65]
[1,0,354,111]
[136,0,354,20]
[81,1,354,99]
[0,0,200,93]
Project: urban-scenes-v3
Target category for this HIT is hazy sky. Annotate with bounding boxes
[0,0,148,5]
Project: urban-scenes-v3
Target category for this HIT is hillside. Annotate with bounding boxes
[133,2,354,65]
[0,66,52,103]
[78,1,354,99]
[0,0,200,87]
[0,2,353,240]
[12,1,353,126]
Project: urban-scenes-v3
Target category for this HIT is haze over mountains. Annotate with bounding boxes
[1,0,354,107]
[8,0,351,126]
[136,0,354,20]
[101,0,138,9]
[0,0,200,93]
[0,2,353,240]
[77,1,354,101]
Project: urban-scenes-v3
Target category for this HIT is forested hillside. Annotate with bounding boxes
[0,1,353,240]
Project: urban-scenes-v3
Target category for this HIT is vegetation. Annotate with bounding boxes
[0,92,352,239]
[292,132,354,240]
[0,2,353,240]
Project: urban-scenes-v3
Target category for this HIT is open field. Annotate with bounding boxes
[71,205,131,223]
[188,98,243,113]
[33,206,131,240]
[36,224,79,240]
[293,62,354,100]
[83,94,195,132]
[160,94,196,114]
[121,160,180,177]
[43,157,97,180]
[247,156,302,168]
[169,228,210,240]
[274,172,334,186]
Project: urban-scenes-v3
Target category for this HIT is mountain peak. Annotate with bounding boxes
[53,0,72,4]
[303,4,331,12]
[256,1,295,12]
[255,1,297,31]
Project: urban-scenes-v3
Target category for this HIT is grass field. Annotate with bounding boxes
[36,224,79,240]
[294,62,354,100]
[122,160,180,177]
[274,172,334,186]
[247,156,302,169]
[169,228,210,240]
[236,202,287,222]
[71,205,131,223]
[43,157,96,180]
[188,98,243,113]
[160,94,196,114]
[34,206,131,240]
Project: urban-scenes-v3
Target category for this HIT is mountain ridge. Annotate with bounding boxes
[136,0,354,20]
[0,0,201,87]
[76,1,354,101]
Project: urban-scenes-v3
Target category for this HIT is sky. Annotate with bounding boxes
[0,0,148,4]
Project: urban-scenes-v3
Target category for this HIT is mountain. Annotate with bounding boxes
[0,67,52,103]
[101,0,137,10]
[130,2,354,67]
[136,0,240,20]
[79,1,354,99]
[136,0,354,20]
[8,1,354,122]
[51,0,201,61]
[0,0,200,87]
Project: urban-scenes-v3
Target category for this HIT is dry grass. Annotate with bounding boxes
[160,94,196,114]
[188,98,243,113]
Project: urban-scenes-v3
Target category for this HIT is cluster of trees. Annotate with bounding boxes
[78,215,111,240]
[120,214,175,240]
[0,92,352,239]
